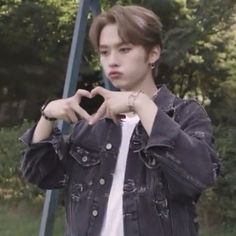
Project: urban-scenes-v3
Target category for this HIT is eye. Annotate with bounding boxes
[119,47,131,53]
[99,50,109,56]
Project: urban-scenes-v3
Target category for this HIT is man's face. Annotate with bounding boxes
[99,24,155,91]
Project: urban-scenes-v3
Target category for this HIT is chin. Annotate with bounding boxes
[109,80,129,90]
[112,84,130,91]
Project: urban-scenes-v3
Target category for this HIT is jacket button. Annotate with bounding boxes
[92,209,98,217]
[106,143,112,150]
[149,158,156,166]
[82,156,88,162]
[99,178,106,185]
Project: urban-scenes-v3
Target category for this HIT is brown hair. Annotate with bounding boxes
[89,5,163,52]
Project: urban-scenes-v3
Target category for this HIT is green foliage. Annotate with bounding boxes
[0,120,43,203]
[198,77,236,226]
[157,0,236,99]
[0,0,77,64]
[198,125,236,226]
[0,0,80,125]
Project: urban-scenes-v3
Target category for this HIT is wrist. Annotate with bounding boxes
[41,110,57,122]
[127,90,143,112]
[134,93,158,115]
[40,115,56,125]
[41,101,57,122]
[133,92,149,111]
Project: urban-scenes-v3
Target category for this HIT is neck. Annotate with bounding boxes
[122,75,158,98]
[138,80,158,98]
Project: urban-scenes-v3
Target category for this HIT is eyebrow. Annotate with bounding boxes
[99,42,130,49]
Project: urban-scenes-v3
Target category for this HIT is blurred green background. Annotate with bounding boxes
[0,0,236,235]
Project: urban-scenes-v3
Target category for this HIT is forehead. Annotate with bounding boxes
[99,24,125,47]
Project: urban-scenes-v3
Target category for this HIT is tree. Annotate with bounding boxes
[0,0,78,125]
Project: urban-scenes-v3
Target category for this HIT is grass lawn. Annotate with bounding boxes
[0,202,64,236]
[0,202,235,236]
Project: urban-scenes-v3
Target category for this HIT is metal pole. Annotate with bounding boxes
[39,1,101,235]
[38,190,59,236]
[62,0,90,99]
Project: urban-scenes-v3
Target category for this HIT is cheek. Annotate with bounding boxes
[130,52,147,66]
[126,57,147,73]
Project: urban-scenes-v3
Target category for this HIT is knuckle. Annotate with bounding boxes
[76,89,84,95]
[63,106,70,112]
[66,98,74,107]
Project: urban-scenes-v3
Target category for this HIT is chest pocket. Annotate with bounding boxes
[69,145,101,167]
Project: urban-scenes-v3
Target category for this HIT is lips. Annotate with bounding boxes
[108,71,122,79]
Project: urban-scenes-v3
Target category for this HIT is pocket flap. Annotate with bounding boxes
[69,145,101,167]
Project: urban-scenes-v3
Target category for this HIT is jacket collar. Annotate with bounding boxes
[153,84,176,112]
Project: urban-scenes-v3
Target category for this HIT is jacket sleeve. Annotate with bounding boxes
[19,125,71,190]
[145,100,219,200]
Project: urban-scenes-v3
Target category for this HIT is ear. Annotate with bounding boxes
[148,45,161,64]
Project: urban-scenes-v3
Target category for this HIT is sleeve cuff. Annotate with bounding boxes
[146,109,181,150]
[19,126,66,160]
[19,125,37,146]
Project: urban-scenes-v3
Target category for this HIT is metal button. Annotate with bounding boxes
[92,209,98,217]
[99,178,105,185]
[106,143,112,150]
[150,157,156,166]
[82,156,88,162]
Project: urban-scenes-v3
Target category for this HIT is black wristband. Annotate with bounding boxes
[41,99,57,121]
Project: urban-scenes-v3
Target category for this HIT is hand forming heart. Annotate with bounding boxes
[43,89,92,124]
[43,87,132,125]
[89,86,132,125]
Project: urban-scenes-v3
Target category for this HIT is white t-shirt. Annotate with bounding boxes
[100,115,140,236]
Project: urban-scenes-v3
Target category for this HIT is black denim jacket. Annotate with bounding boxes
[19,85,219,236]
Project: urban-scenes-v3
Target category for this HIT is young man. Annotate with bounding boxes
[20,5,218,236]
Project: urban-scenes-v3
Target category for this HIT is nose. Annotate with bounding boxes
[108,51,119,68]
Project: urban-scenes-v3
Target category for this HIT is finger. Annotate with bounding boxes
[66,110,79,124]
[89,101,107,125]
[72,104,91,121]
[74,89,92,101]
[91,86,109,98]
[108,108,119,125]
